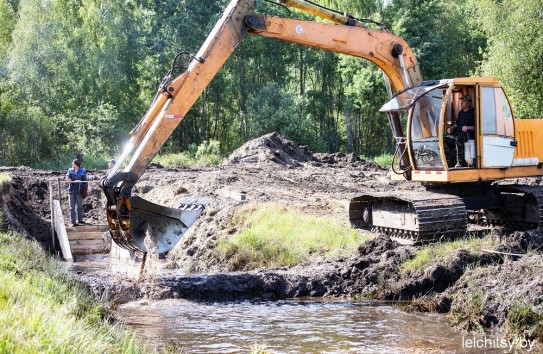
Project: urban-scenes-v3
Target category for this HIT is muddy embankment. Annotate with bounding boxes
[1,132,543,344]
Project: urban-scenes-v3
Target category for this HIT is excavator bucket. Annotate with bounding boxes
[120,197,207,254]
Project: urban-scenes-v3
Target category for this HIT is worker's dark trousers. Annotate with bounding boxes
[68,192,84,223]
[444,134,467,165]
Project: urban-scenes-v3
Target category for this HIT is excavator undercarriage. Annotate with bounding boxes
[349,184,543,243]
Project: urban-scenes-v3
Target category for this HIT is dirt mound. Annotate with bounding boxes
[312,152,387,171]
[497,229,543,254]
[436,255,543,339]
[223,132,313,167]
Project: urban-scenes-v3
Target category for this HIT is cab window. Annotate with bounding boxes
[481,87,514,137]
[410,88,445,169]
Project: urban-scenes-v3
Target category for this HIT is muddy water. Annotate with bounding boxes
[115,298,504,353]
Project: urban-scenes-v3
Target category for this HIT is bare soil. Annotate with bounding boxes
[1,132,543,343]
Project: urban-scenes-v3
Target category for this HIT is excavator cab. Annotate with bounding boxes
[381,77,520,179]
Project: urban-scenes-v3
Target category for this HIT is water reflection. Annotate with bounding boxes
[116,298,505,353]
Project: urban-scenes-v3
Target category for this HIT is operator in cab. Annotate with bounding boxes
[446,95,475,167]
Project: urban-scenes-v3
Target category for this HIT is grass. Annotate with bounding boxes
[217,203,370,271]
[447,288,487,332]
[400,235,496,275]
[23,151,222,170]
[506,303,543,342]
[152,152,222,168]
[0,230,151,353]
[397,293,438,312]
[361,153,394,168]
[371,153,394,167]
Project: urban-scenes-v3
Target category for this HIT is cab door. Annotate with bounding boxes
[480,86,515,167]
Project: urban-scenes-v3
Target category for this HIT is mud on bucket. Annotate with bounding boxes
[122,196,207,254]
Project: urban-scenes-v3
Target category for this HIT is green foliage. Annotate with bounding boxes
[153,141,223,168]
[0,231,150,353]
[368,153,394,167]
[0,0,16,63]
[474,0,543,118]
[338,57,391,155]
[195,140,221,158]
[218,203,369,271]
[0,0,540,167]
[385,0,485,79]
[0,102,56,166]
[247,82,323,150]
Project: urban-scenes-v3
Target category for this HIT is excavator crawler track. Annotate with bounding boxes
[349,191,467,243]
[486,185,543,229]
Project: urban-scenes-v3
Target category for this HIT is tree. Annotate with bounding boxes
[0,0,16,65]
[474,0,543,118]
[384,0,485,80]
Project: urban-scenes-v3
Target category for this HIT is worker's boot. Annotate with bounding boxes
[455,144,466,167]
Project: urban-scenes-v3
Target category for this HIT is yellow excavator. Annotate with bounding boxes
[101,0,543,252]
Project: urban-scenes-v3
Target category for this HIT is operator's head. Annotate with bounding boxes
[73,159,81,169]
[108,159,116,169]
[460,95,472,103]
[460,94,472,109]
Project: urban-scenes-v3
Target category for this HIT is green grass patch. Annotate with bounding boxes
[447,288,487,332]
[152,152,222,168]
[0,231,150,353]
[369,153,394,167]
[218,203,370,271]
[507,303,543,341]
[400,235,496,274]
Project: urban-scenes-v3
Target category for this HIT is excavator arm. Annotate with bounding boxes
[101,0,422,253]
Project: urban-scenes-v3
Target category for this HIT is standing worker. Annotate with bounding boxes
[65,159,88,227]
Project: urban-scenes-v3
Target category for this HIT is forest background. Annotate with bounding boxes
[0,0,542,168]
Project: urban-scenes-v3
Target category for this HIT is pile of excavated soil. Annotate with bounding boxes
[223,132,313,167]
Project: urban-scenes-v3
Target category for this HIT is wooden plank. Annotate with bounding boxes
[69,239,109,247]
[67,231,108,241]
[71,245,110,254]
[49,181,55,249]
[53,200,73,262]
[65,224,108,232]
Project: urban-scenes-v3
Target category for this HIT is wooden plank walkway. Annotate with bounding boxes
[53,200,73,262]
[66,224,110,254]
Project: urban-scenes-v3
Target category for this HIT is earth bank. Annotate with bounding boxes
[1,132,542,345]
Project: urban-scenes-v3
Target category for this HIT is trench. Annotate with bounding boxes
[115,298,495,353]
[68,255,500,353]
